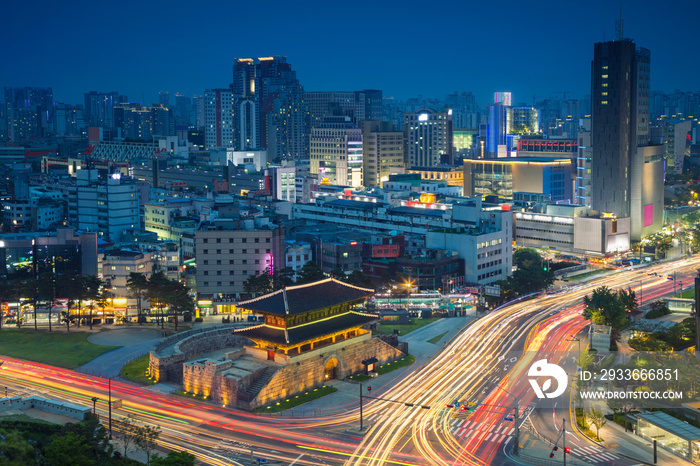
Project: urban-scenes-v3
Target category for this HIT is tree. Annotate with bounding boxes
[586,406,607,441]
[56,272,83,332]
[347,270,373,289]
[19,276,52,331]
[43,432,94,466]
[618,288,638,315]
[583,286,627,330]
[146,272,170,330]
[83,275,107,330]
[127,272,150,324]
[0,427,36,464]
[135,424,161,465]
[117,414,140,459]
[271,266,295,290]
[513,247,546,270]
[150,450,197,466]
[297,261,324,284]
[329,267,347,280]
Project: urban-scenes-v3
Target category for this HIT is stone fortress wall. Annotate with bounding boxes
[150,325,406,410]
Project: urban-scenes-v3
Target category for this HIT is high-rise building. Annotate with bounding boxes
[4,87,54,141]
[232,56,308,160]
[204,89,234,149]
[68,170,140,242]
[486,103,509,157]
[192,94,206,129]
[361,120,404,187]
[84,91,127,128]
[159,91,170,107]
[591,39,664,240]
[404,108,453,167]
[310,116,363,187]
[54,103,85,136]
[305,90,383,129]
[662,119,693,175]
[175,93,192,126]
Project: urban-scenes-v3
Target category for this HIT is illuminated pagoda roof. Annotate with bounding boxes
[236,278,374,316]
[235,311,378,346]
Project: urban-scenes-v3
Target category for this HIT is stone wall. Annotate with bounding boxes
[149,325,250,383]
[251,337,405,409]
[0,396,91,420]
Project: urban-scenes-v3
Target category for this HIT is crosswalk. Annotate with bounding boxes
[572,444,621,464]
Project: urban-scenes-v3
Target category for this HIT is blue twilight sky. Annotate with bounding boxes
[2,0,699,108]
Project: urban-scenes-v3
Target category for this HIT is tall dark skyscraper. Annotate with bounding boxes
[4,87,54,141]
[84,91,127,128]
[590,39,663,240]
[232,56,308,160]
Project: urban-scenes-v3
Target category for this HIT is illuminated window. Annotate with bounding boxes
[601,101,608,105]
[601,92,608,96]
[602,74,608,79]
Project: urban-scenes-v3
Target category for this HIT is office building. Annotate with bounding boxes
[305,90,383,129]
[591,39,664,240]
[68,170,140,242]
[84,91,127,128]
[310,116,363,187]
[4,87,54,141]
[463,158,574,202]
[0,228,98,281]
[159,91,170,107]
[662,119,693,174]
[204,89,234,149]
[195,218,285,299]
[404,108,453,167]
[360,121,404,188]
[232,56,309,160]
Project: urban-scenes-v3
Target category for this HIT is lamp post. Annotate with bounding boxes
[566,335,581,363]
[484,378,519,455]
[91,396,98,415]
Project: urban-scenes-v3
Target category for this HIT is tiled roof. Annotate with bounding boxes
[237,278,373,316]
[234,311,378,345]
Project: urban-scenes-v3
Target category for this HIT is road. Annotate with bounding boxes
[2,256,700,465]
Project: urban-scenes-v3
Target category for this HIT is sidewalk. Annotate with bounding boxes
[278,315,475,417]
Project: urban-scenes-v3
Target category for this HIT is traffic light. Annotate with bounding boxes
[445,404,454,408]
[460,406,467,411]
[565,447,571,453]
[549,453,554,458]
[553,447,558,451]
[367,386,371,392]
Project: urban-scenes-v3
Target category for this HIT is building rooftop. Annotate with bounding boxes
[237,278,373,316]
[637,411,700,441]
[234,311,377,345]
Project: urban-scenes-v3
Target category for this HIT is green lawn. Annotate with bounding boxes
[374,317,440,336]
[427,331,449,345]
[676,289,695,299]
[120,354,157,385]
[255,385,338,413]
[376,354,415,375]
[0,330,120,370]
[568,269,614,282]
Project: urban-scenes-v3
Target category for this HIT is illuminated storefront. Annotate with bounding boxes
[637,411,700,463]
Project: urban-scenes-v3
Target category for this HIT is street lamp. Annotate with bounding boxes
[91,396,98,415]
[566,335,581,363]
[484,378,519,455]
[403,279,414,310]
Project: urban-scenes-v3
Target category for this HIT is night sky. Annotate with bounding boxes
[2,0,699,107]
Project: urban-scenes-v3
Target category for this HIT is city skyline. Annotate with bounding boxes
[2,0,699,107]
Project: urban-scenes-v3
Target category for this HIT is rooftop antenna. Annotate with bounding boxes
[615,3,623,40]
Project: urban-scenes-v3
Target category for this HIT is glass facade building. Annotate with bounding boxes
[637,411,700,463]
